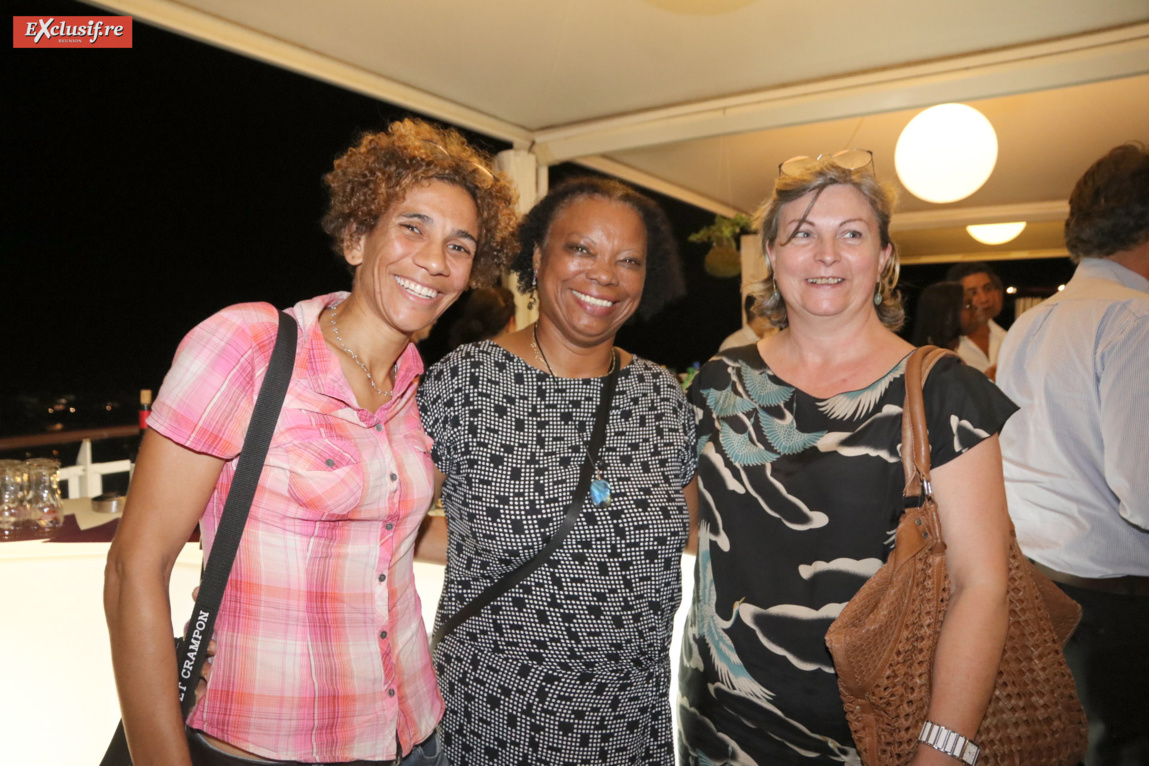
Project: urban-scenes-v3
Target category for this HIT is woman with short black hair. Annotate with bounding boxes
[418,176,697,765]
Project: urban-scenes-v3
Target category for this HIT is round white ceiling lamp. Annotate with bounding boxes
[895,104,998,204]
[967,221,1026,245]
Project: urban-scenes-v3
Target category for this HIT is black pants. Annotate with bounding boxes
[1057,583,1149,766]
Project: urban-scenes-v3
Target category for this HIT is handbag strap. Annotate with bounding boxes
[899,345,957,547]
[431,349,621,651]
[175,310,297,717]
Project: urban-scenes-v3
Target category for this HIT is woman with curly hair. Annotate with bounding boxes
[417,176,698,764]
[104,119,518,766]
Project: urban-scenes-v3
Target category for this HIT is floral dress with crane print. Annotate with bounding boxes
[677,344,1015,765]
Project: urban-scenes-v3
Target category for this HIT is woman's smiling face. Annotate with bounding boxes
[534,195,647,348]
[766,183,891,327]
[344,179,479,339]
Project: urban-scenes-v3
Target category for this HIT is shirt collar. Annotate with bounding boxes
[295,292,425,423]
[1074,257,1149,295]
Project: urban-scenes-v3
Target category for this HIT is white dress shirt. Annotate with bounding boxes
[718,325,761,352]
[997,257,1149,578]
[956,319,1006,374]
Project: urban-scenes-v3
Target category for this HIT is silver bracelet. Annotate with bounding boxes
[918,721,980,765]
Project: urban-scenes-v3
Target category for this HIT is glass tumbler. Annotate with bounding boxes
[0,459,29,535]
[25,458,64,532]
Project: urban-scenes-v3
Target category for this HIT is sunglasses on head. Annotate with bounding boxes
[778,149,874,177]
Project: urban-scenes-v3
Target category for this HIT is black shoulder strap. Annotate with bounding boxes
[431,350,621,651]
[175,310,297,716]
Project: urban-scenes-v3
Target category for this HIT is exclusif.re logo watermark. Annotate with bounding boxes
[13,16,133,48]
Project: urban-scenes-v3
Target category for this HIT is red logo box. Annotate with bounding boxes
[13,16,133,48]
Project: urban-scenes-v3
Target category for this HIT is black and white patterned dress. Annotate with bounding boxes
[418,341,697,766]
[677,345,1016,765]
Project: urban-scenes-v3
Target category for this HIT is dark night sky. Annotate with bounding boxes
[4,0,736,435]
[4,1,1075,439]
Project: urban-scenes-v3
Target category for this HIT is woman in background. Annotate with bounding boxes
[910,280,966,350]
[447,284,517,350]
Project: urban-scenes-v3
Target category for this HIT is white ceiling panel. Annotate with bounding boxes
[88,0,1149,262]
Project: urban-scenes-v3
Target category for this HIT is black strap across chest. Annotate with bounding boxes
[430,350,621,651]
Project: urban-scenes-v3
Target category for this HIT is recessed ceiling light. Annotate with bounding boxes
[967,222,1027,245]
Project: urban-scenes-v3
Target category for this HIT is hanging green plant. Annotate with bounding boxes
[689,213,754,278]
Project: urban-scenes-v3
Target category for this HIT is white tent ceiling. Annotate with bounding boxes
[89,0,1149,264]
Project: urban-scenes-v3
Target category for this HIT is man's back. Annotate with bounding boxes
[997,256,1149,578]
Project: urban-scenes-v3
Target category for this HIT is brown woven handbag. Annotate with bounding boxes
[824,346,1088,766]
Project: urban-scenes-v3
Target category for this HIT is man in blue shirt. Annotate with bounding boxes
[997,143,1149,766]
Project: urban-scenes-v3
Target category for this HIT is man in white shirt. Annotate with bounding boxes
[947,262,1006,380]
[997,143,1149,766]
[718,292,775,352]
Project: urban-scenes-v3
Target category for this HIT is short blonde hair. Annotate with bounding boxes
[753,160,904,330]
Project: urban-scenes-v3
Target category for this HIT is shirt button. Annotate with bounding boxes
[378,573,386,582]
[379,630,388,640]
[390,473,398,482]
[387,688,396,697]
[375,423,383,432]
[325,459,335,468]
[385,522,394,531]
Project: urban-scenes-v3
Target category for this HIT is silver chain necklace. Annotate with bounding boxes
[329,305,391,398]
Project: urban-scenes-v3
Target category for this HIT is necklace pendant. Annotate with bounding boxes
[589,476,611,508]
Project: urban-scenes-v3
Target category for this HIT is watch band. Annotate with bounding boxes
[918,721,980,765]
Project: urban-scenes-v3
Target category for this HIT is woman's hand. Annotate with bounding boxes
[414,470,449,565]
[105,429,224,766]
[187,587,217,706]
[415,514,448,565]
[683,476,700,556]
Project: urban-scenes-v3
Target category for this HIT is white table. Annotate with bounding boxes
[0,536,693,765]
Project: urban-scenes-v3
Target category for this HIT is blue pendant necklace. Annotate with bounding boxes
[531,323,615,508]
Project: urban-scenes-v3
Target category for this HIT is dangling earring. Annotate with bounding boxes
[873,281,883,306]
[528,271,538,310]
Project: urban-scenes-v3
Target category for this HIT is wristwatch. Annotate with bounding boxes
[918,721,980,765]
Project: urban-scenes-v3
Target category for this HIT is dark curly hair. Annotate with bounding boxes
[509,177,685,320]
[448,285,516,350]
[911,281,965,350]
[322,119,519,288]
[945,261,1003,292]
[1065,142,1149,262]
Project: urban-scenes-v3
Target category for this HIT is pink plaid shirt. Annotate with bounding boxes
[150,293,443,762]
